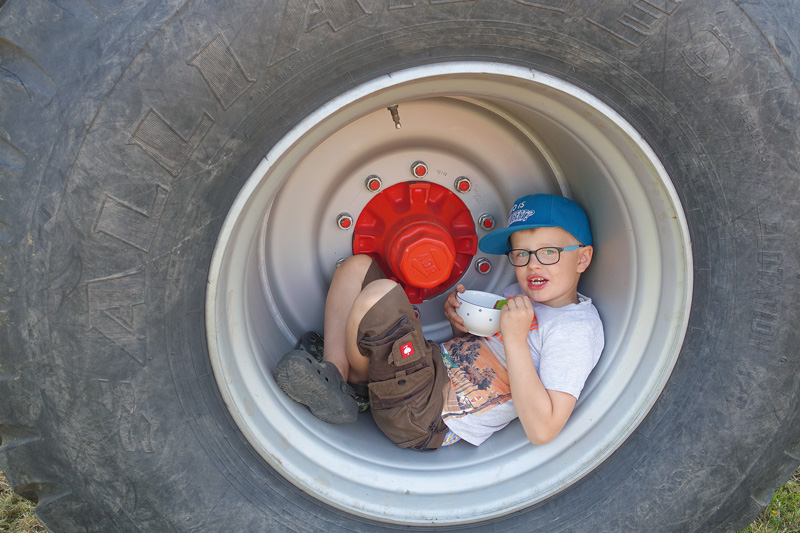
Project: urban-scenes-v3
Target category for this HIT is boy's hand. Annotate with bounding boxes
[500,294,535,344]
[443,284,469,336]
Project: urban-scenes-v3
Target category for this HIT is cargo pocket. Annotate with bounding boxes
[366,325,428,383]
[358,315,414,361]
[368,365,435,449]
[386,329,426,367]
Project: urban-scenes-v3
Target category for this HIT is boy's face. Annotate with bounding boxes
[509,227,594,308]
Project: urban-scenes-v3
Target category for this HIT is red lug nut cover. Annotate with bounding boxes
[389,223,455,289]
[352,181,477,302]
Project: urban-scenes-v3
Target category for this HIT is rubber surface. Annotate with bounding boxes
[275,351,358,424]
[1,0,799,530]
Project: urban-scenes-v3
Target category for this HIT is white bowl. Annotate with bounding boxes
[455,290,505,337]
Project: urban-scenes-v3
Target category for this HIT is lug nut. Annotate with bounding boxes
[411,161,428,178]
[475,257,492,274]
[478,214,496,231]
[454,176,472,193]
[337,213,354,230]
[365,175,383,192]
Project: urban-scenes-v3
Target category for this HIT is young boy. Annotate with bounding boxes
[275,193,603,450]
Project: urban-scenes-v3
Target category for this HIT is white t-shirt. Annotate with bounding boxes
[440,284,604,446]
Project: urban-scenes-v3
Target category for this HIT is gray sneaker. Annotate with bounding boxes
[274,350,358,424]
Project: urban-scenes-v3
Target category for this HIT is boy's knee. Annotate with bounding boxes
[356,279,399,311]
[337,254,374,277]
[345,279,401,352]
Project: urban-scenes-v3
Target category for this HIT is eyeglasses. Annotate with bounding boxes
[506,245,584,267]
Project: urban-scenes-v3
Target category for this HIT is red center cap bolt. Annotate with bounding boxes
[389,223,456,289]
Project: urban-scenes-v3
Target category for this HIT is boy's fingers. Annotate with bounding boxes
[504,295,524,309]
[511,294,532,308]
[449,285,465,305]
[503,296,534,320]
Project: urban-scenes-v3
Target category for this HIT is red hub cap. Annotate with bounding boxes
[353,182,477,303]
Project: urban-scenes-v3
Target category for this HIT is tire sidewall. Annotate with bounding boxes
[8,0,800,530]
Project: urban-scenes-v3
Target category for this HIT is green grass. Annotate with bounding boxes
[0,469,45,533]
[1,466,798,531]
[740,468,800,533]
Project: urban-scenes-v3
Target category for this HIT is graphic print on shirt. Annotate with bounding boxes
[440,336,510,420]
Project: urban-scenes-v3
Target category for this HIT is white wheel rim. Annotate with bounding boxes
[206,62,692,525]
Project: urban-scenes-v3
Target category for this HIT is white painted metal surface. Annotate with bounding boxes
[206,63,692,524]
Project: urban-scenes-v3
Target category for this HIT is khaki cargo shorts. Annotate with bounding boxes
[357,261,450,451]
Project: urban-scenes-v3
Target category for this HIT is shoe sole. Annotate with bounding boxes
[275,351,358,424]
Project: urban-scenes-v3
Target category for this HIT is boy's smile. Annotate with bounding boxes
[526,275,548,290]
[509,227,593,308]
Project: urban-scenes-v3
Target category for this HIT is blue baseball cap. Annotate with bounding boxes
[479,194,592,254]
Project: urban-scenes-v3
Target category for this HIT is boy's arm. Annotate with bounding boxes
[501,296,577,445]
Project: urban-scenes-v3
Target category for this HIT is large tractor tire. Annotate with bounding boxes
[1,0,798,530]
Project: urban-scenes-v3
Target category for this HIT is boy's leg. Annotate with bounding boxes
[322,254,384,383]
[342,278,399,385]
[275,255,381,424]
